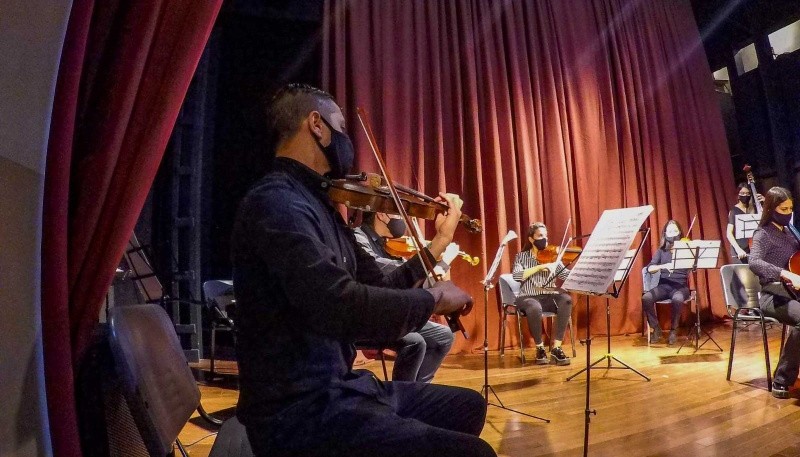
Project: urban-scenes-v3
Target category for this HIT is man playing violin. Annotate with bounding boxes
[748,186,800,398]
[231,83,494,456]
[511,222,572,365]
[354,211,457,383]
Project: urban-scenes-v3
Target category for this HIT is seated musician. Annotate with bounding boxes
[232,83,495,456]
[642,220,690,345]
[725,183,759,263]
[354,211,456,382]
[748,186,800,399]
[511,222,572,365]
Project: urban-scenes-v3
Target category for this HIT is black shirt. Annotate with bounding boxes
[231,157,435,429]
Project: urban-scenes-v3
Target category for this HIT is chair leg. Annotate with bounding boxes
[761,315,772,390]
[726,312,738,381]
[500,310,507,358]
[210,326,217,379]
[378,349,388,381]
[175,438,189,457]
[569,316,577,357]
[516,311,526,364]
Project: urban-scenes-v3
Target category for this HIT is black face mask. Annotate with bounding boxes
[533,238,548,251]
[773,212,792,227]
[386,218,407,238]
[738,195,751,205]
[315,116,355,179]
[665,235,679,243]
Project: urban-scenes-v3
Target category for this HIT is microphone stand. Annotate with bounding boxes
[481,233,549,422]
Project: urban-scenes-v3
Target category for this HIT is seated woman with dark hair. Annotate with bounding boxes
[748,186,800,399]
[642,220,691,345]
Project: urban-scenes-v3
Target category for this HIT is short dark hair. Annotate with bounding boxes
[759,186,793,227]
[266,83,337,156]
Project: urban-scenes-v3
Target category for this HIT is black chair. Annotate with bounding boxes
[721,264,787,391]
[354,341,389,380]
[108,304,200,456]
[202,279,237,380]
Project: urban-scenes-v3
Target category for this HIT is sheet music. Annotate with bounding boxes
[670,240,721,270]
[562,206,654,294]
[483,230,517,285]
[734,214,760,239]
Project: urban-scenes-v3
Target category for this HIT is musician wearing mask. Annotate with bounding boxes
[232,83,494,456]
[748,186,800,399]
[511,222,572,365]
[725,183,758,263]
[642,220,691,345]
[354,211,456,383]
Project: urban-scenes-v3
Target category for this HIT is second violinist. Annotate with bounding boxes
[512,222,572,366]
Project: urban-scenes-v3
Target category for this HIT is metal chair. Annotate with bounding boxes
[202,279,237,380]
[108,304,200,457]
[721,264,787,391]
[497,273,576,364]
[642,267,696,349]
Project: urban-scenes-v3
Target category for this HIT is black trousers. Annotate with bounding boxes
[515,293,573,344]
[642,283,690,330]
[760,292,800,387]
[246,382,496,457]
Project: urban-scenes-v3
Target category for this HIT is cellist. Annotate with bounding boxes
[748,186,800,399]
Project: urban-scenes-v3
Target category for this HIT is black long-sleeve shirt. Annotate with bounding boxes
[231,157,434,428]
[749,223,800,286]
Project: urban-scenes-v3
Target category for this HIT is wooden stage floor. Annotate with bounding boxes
[181,322,800,456]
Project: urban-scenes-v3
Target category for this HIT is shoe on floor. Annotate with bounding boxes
[667,329,677,346]
[772,382,790,399]
[550,346,571,366]
[534,346,548,365]
[649,327,663,344]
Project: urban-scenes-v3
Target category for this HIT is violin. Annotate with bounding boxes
[536,245,582,265]
[348,107,472,336]
[385,236,480,266]
[328,175,482,233]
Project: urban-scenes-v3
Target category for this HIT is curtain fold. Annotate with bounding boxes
[41,1,222,454]
[323,0,732,353]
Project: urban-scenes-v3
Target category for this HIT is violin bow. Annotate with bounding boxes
[355,107,467,336]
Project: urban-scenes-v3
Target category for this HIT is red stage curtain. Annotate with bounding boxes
[323,0,733,354]
[41,1,222,454]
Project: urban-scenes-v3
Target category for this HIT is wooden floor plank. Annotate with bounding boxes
[179,322,800,456]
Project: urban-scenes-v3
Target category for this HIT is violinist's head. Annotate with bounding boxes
[760,186,793,227]
[736,182,752,207]
[521,222,547,252]
[267,83,352,178]
[362,211,407,238]
[658,219,683,250]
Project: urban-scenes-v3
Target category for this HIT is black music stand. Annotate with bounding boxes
[671,240,724,353]
[558,205,654,457]
[480,231,549,423]
[566,229,651,382]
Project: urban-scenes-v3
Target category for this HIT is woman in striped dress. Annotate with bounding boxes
[512,222,572,365]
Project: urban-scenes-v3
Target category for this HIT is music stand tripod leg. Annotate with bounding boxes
[481,282,549,423]
[566,298,650,381]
